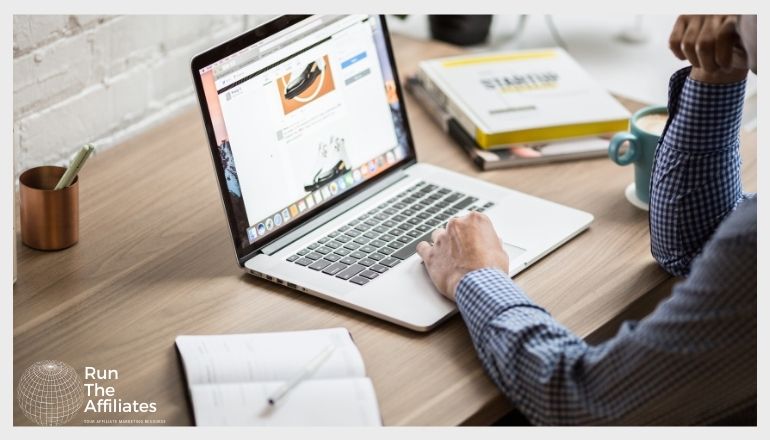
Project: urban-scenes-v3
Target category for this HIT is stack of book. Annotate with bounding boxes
[408,48,630,169]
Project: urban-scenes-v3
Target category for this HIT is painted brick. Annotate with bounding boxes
[110,68,152,127]
[160,15,243,51]
[13,121,22,173]
[70,15,111,30]
[245,15,276,28]
[13,14,280,178]
[89,16,166,78]
[13,30,97,119]
[149,21,245,103]
[13,15,71,56]
[18,84,112,171]
[17,68,152,171]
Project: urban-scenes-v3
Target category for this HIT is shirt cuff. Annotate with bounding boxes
[455,268,544,338]
[660,66,746,152]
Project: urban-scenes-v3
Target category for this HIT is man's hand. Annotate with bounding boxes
[415,211,509,301]
[669,15,749,84]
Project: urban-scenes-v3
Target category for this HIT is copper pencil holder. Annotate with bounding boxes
[19,166,79,251]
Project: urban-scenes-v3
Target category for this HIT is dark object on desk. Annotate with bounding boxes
[429,15,493,46]
[19,165,79,251]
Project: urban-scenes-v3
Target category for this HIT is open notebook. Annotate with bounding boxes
[175,327,382,426]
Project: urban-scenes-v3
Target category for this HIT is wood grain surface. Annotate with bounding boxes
[13,33,757,426]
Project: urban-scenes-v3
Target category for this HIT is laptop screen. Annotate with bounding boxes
[195,15,412,256]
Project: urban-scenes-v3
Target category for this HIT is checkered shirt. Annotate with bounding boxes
[455,67,756,425]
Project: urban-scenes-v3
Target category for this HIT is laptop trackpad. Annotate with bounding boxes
[503,242,527,274]
[503,242,526,259]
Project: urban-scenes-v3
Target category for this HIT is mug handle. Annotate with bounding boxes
[608,132,639,166]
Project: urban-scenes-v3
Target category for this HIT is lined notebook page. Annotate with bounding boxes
[176,327,366,385]
[175,327,381,426]
[190,378,381,426]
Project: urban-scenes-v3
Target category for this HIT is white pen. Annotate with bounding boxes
[266,344,336,406]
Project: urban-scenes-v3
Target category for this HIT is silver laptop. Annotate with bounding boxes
[191,14,593,331]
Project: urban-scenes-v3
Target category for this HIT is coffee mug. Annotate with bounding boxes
[608,105,668,208]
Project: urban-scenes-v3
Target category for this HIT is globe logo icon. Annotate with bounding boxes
[17,360,84,426]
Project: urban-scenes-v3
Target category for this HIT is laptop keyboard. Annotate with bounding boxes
[286,181,495,286]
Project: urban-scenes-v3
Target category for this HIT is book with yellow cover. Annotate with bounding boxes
[416,48,630,149]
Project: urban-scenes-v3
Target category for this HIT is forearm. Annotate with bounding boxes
[649,67,748,276]
[455,263,756,425]
[456,269,616,425]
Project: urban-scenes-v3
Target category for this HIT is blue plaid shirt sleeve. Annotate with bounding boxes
[454,68,756,425]
[650,67,752,276]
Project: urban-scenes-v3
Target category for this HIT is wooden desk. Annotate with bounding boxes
[13,34,757,426]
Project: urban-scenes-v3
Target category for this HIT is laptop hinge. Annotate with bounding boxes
[260,169,411,256]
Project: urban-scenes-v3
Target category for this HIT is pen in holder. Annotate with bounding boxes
[19,166,79,251]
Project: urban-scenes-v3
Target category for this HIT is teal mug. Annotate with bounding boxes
[608,105,668,206]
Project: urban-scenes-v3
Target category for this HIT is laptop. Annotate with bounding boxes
[191,15,593,331]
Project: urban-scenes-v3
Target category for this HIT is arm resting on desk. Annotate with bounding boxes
[649,67,753,276]
[456,249,756,425]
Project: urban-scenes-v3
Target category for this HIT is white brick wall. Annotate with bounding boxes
[13,15,275,175]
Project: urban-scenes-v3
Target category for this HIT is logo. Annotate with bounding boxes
[353,169,362,182]
[17,360,84,426]
[298,200,307,213]
[305,195,315,209]
[344,173,354,186]
[321,186,331,199]
[274,213,283,226]
[289,204,299,217]
[256,223,266,236]
[329,181,339,195]
[18,361,164,426]
[313,191,323,204]
[265,218,274,230]
[281,208,291,222]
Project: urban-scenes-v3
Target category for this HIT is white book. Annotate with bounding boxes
[175,327,382,426]
[417,47,630,149]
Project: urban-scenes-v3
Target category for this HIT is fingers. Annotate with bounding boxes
[440,211,495,242]
[669,16,688,60]
[431,227,446,245]
[695,16,719,72]
[681,15,703,68]
[719,16,749,70]
[672,15,746,74]
[466,210,492,228]
[415,241,432,262]
[714,16,736,68]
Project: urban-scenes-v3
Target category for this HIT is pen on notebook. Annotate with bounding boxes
[266,344,336,406]
[54,144,95,190]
